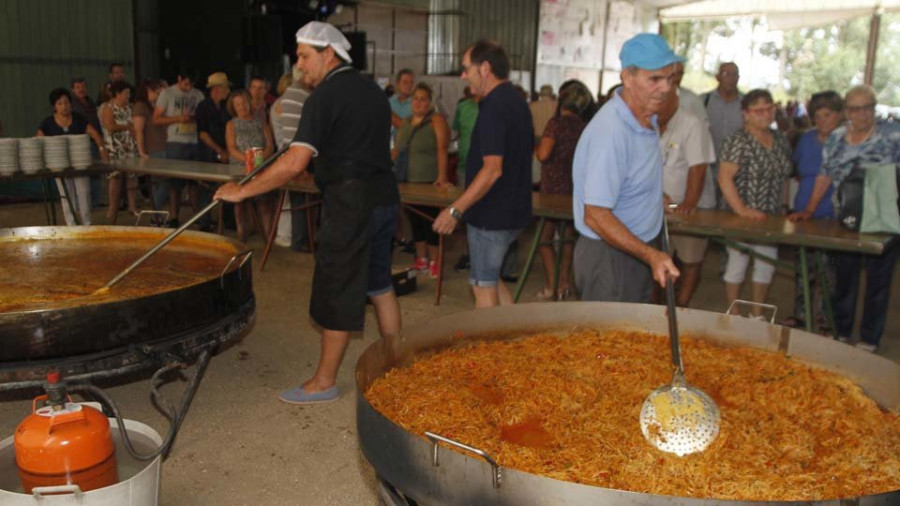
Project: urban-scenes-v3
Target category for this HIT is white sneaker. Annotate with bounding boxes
[748,314,767,322]
[854,342,878,353]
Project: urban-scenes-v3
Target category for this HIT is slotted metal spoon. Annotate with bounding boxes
[639,214,720,457]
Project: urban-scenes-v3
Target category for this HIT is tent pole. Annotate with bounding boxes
[864,9,882,86]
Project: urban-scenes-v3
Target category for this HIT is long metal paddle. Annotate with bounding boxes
[93,145,290,295]
[638,213,721,456]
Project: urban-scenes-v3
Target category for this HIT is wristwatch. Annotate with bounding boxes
[447,206,462,220]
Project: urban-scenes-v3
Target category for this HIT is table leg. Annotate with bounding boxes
[41,179,53,225]
[514,217,545,303]
[259,189,287,272]
[57,178,81,226]
[815,250,837,337]
[551,221,562,299]
[799,246,813,332]
[435,233,443,306]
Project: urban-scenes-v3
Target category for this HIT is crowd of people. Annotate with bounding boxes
[26,23,898,404]
[38,63,305,241]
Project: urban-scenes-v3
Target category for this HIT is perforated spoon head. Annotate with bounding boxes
[640,373,721,457]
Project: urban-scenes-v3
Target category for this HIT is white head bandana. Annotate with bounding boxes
[295,21,352,64]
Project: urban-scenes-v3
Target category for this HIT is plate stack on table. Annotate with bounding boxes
[66,134,92,170]
[17,138,43,174]
[0,139,17,175]
[43,136,69,172]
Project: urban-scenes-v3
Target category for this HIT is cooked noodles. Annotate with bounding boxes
[365,329,900,501]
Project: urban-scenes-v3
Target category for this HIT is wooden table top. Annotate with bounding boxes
[102,158,896,255]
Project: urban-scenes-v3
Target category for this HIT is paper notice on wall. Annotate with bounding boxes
[605,0,637,72]
[537,0,607,69]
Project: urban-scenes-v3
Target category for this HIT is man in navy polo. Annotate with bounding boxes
[572,33,681,302]
[433,39,533,308]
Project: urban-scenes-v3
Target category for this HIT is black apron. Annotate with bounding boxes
[309,178,376,331]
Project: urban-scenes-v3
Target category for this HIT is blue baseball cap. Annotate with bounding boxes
[619,33,684,70]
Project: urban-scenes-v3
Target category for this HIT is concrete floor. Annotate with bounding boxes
[1,199,898,505]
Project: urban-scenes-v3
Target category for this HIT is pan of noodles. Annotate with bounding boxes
[357,302,900,505]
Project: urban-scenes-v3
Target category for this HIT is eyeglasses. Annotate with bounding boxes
[846,103,876,114]
[747,104,774,115]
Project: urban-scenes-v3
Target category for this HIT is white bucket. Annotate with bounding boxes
[0,418,162,506]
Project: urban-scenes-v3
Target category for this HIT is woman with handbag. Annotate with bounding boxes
[817,85,900,352]
[392,82,451,278]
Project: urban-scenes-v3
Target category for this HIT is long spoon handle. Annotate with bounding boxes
[660,215,683,373]
[98,145,290,292]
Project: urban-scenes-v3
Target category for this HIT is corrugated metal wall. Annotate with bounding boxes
[0,0,135,138]
[458,0,540,73]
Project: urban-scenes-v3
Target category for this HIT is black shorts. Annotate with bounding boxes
[309,180,397,331]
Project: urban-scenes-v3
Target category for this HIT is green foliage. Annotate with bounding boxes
[663,14,900,107]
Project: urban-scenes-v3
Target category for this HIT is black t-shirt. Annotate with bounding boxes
[195,97,230,163]
[292,64,398,207]
[464,81,534,230]
[38,113,89,136]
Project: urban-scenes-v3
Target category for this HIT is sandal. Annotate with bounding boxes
[536,287,556,300]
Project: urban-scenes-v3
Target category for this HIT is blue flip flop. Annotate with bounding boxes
[277,385,340,405]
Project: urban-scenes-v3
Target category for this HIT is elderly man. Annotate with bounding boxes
[216,21,400,404]
[704,62,743,198]
[433,39,533,308]
[571,33,680,302]
[658,86,716,307]
[530,84,557,140]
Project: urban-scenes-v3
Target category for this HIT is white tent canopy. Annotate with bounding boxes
[660,0,898,30]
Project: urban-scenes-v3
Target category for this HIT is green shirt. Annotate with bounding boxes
[396,117,438,183]
[452,99,479,182]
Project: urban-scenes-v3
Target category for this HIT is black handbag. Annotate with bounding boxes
[837,166,865,231]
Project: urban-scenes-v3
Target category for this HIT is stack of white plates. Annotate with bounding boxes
[0,139,17,175]
[43,136,69,172]
[67,134,92,170]
[18,138,44,174]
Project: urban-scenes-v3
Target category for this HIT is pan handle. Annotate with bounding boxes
[32,484,84,498]
[726,299,777,323]
[219,250,253,289]
[134,210,170,227]
[425,431,502,489]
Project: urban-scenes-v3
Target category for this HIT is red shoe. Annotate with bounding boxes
[428,260,439,279]
[412,257,428,273]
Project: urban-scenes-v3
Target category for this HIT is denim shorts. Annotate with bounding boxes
[467,225,523,287]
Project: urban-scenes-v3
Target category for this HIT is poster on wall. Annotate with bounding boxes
[604,0,637,72]
[537,0,607,68]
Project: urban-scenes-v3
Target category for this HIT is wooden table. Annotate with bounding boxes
[103,158,898,323]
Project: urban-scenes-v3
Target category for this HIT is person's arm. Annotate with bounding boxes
[433,154,503,233]
[225,121,244,163]
[152,104,188,127]
[585,205,680,287]
[133,114,149,158]
[433,114,451,188]
[788,174,834,221]
[718,161,765,220]
[198,131,227,162]
[214,145,311,202]
[391,112,403,129]
[673,163,706,214]
[83,124,109,162]
[100,106,131,133]
[535,136,555,163]
[263,123,275,158]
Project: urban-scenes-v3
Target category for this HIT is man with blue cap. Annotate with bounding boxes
[216,21,401,404]
[571,33,681,302]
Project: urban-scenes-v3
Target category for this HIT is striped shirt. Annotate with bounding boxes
[271,83,310,148]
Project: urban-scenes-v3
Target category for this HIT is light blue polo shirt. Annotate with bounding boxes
[572,89,663,242]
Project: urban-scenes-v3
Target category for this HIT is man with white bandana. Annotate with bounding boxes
[215,21,401,405]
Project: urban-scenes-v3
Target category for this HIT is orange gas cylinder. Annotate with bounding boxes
[14,379,118,493]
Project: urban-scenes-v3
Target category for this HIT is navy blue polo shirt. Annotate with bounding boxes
[464,81,534,230]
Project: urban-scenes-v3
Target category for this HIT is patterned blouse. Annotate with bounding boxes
[720,129,792,214]
[822,121,900,186]
[229,117,266,165]
[100,102,136,161]
[540,114,585,195]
